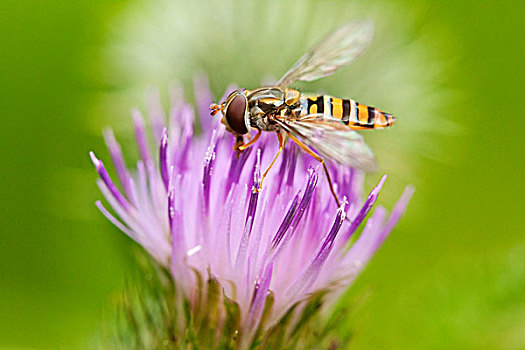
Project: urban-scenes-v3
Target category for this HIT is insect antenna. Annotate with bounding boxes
[210,103,224,116]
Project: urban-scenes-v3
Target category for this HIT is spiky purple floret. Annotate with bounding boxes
[91,77,412,340]
[159,128,170,192]
[90,152,132,212]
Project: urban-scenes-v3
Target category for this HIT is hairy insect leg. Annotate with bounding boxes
[238,129,261,151]
[255,132,284,192]
[286,131,343,209]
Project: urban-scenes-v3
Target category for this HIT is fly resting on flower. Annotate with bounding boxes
[210,20,395,207]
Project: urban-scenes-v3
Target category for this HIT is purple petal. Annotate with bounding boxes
[169,189,187,273]
[170,103,194,172]
[344,207,386,266]
[224,197,234,268]
[90,152,132,212]
[287,203,346,296]
[244,150,261,233]
[159,128,169,191]
[132,109,152,165]
[275,145,290,193]
[286,143,298,187]
[235,215,253,270]
[202,130,217,213]
[343,187,412,270]
[225,146,253,197]
[373,186,414,251]
[291,168,318,228]
[249,262,273,326]
[270,168,318,258]
[270,192,301,250]
[95,200,135,239]
[103,128,132,199]
[342,174,387,241]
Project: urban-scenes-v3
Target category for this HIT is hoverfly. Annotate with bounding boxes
[210,21,395,207]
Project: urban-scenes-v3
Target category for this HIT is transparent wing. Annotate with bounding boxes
[276,20,374,88]
[274,114,377,171]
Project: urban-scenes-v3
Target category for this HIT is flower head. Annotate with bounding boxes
[92,76,413,348]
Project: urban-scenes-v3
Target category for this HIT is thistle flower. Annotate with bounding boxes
[91,78,413,349]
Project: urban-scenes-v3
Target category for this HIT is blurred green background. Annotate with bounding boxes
[0,0,523,349]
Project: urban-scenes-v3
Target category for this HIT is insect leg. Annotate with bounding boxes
[286,131,342,208]
[233,136,245,158]
[238,129,261,151]
[255,132,284,192]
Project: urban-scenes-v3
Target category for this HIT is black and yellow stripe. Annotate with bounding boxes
[342,99,351,124]
[304,95,395,129]
[306,96,324,115]
[329,98,343,119]
[353,101,395,129]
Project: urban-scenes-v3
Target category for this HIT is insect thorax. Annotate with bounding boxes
[245,87,301,131]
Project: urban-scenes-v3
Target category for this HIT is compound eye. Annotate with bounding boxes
[225,94,248,135]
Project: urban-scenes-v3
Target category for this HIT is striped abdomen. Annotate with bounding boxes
[303,95,395,129]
